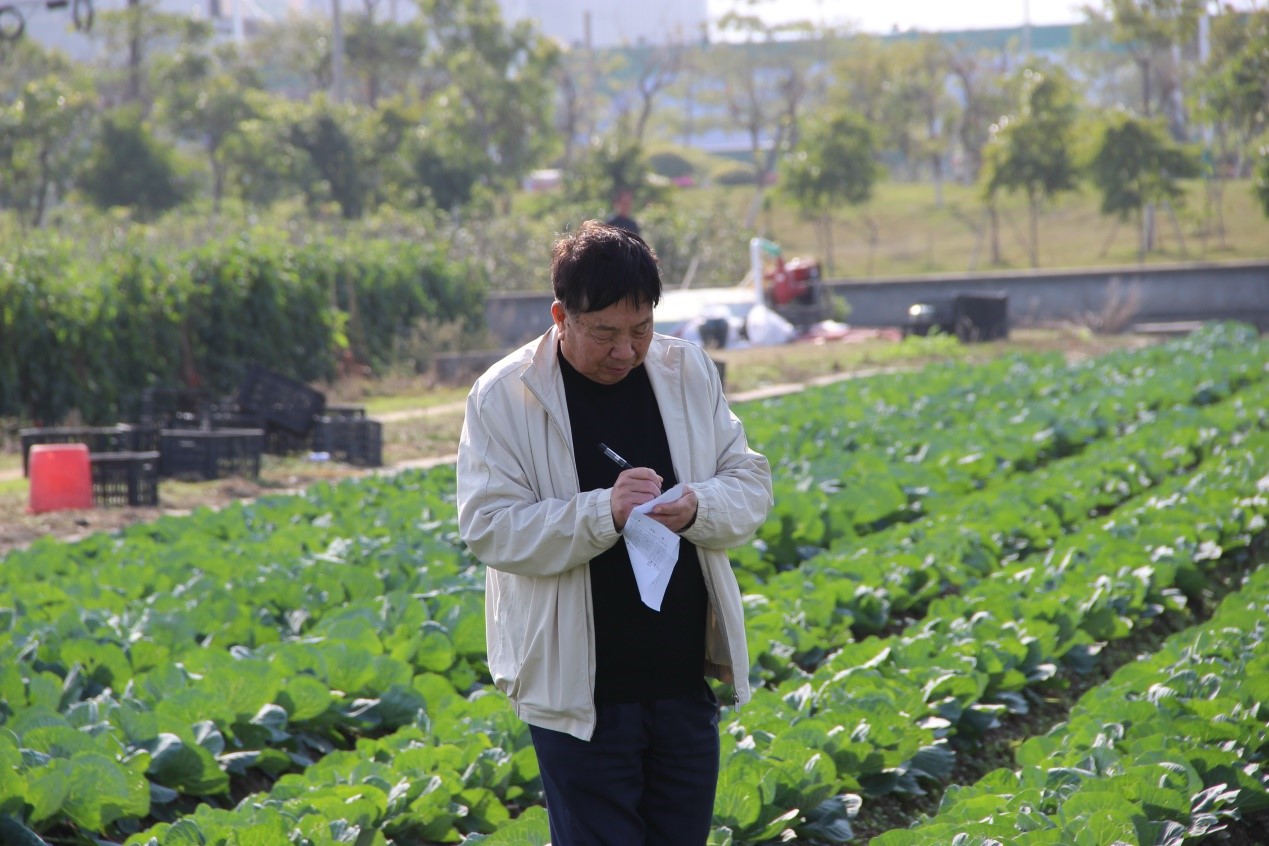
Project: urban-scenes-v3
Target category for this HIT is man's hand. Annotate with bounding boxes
[648,486,698,534]
[610,468,663,531]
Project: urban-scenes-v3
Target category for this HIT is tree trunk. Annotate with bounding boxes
[127,0,142,103]
[1029,196,1040,268]
[988,203,1001,266]
[1137,209,1147,263]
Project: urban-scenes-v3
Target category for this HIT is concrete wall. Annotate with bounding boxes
[823,259,1269,329]
[484,260,1269,349]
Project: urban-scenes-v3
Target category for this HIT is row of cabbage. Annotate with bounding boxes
[873,555,1269,846]
[742,371,1269,682]
[0,325,1264,844]
[740,322,1265,579]
[706,423,1269,843]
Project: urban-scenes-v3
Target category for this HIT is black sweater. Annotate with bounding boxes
[558,348,707,704]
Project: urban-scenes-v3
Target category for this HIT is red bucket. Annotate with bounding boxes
[27,442,94,513]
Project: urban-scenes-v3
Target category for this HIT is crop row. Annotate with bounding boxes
[742,372,1269,682]
[873,558,1269,845]
[742,322,1265,576]
[710,427,1269,842]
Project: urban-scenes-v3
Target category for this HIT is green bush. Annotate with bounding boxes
[714,164,756,186]
[647,150,696,180]
[0,230,485,424]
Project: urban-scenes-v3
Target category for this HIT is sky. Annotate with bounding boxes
[704,0,1089,35]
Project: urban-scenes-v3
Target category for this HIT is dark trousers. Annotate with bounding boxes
[528,686,720,846]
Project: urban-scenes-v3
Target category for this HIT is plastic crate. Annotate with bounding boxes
[263,423,314,456]
[324,404,366,421]
[138,386,210,429]
[20,425,156,476]
[235,365,325,435]
[90,451,160,507]
[312,418,383,467]
[208,398,266,431]
[159,429,264,480]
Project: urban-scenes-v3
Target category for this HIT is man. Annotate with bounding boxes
[605,187,641,236]
[456,220,773,846]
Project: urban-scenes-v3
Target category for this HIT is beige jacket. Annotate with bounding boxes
[457,327,773,740]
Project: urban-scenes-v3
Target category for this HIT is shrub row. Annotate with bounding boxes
[0,231,486,425]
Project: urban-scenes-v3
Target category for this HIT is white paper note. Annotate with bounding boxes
[623,484,687,611]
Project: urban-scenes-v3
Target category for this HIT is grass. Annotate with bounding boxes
[682,178,1269,280]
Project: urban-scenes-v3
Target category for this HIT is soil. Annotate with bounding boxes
[0,456,456,559]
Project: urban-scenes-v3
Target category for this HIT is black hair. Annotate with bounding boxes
[551,220,661,315]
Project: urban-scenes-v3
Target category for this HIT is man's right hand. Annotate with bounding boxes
[610,468,663,531]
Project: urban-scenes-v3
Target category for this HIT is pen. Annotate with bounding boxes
[598,442,635,471]
[599,443,662,494]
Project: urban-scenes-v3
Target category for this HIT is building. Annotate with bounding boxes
[498,0,707,48]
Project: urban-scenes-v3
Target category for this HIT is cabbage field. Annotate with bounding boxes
[2,322,1267,846]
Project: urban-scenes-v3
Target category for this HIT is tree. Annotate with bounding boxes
[781,108,879,275]
[345,14,426,106]
[1081,0,1203,135]
[90,0,188,109]
[0,74,95,227]
[1255,140,1269,219]
[1194,6,1269,177]
[704,13,818,229]
[1087,111,1201,261]
[885,36,957,206]
[417,0,561,208]
[283,95,370,219]
[153,23,261,212]
[219,93,301,209]
[564,121,652,212]
[246,14,332,98]
[947,45,1015,184]
[981,66,1081,268]
[1185,6,1269,248]
[77,107,191,218]
[623,40,688,146]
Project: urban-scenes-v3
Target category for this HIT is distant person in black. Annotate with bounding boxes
[605,187,640,236]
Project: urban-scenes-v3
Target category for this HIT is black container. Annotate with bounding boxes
[324,404,367,421]
[235,365,325,435]
[159,429,264,480]
[20,425,157,476]
[263,423,314,456]
[90,451,160,507]
[138,386,210,429]
[312,418,383,467]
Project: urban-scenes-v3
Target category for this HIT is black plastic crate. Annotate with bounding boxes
[159,429,264,480]
[20,426,156,476]
[312,418,383,467]
[263,423,314,456]
[90,451,160,507]
[207,398,265,431]
[138,386,210,429]
[324,404,366,421]
[235,365,325,436]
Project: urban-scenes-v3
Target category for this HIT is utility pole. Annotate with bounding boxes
[1022,0,1032,57]
[331,0,345,102]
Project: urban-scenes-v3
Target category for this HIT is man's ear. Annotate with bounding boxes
[551,301,567,331]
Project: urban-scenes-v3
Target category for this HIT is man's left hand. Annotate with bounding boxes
[649,486,698,534]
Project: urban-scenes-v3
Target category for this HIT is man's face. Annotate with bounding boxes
[552,298,654,385]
